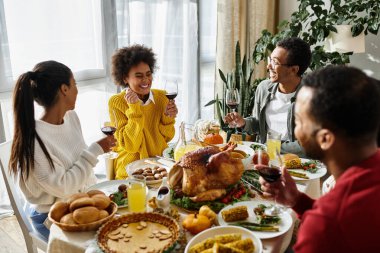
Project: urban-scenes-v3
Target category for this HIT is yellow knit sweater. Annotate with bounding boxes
[109,89,175,179]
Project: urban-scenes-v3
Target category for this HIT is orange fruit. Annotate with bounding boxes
[204,133,223,144]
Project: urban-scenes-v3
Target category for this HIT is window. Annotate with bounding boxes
[2,0,104,83]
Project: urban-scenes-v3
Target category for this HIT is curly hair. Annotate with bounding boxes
[111,44,157,87]
[277,37,311,76]
[301,65,380,140]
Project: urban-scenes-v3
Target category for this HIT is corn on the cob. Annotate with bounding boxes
[225,238,255,253]
[282,153,302,169]
[214,233,241,244]
[288,170,309,179]
[221,206,249,222]
[210,243,245,253]
[190,234,241,253]
[188,238,216,253]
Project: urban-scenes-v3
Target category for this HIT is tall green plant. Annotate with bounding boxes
[205,41,256,129]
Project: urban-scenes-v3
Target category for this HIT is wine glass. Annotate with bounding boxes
[225,88,240,133]
[100,111,118,159]
[257,148,283,215]
[164,80,178,100]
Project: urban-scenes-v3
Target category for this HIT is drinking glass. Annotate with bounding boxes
[164,80,178,100]
[100,111,118,159]
[266,131,281,162]
[127,178,147,212]
[225,88,240,133]
[257,165,283,215]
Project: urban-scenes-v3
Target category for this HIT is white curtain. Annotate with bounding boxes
[115,0,200,125]
[0,0,12,93]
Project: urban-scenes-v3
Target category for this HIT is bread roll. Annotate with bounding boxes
[69,197,95,212]
[87,189,105,197]
[92,195,111,210]
[49,201,69,221]
[98,210,109,220]
[73,206,100,224]
[60,213,77,225]
[66,192,89,205]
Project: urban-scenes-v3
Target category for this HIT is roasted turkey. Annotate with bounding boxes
[168,144,244,202]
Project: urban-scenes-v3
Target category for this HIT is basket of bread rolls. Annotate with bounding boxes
[48,190,117,232]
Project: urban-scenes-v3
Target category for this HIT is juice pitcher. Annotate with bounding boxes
[173,122,201,161]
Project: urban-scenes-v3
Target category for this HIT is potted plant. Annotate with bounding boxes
[252,0,380,71]
[205,41,257,141]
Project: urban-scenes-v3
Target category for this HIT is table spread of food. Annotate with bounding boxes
[48,130,326,253]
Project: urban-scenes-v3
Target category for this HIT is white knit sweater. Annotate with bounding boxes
[19,110,103,213]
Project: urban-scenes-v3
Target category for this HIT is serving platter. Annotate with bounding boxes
[126,158,170,185]
[288,159,327,181]
[217,200,293,239]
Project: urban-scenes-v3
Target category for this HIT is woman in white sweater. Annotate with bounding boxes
[9,61,116,240]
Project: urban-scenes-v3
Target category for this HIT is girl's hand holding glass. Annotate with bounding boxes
[165,100,178,117]
[97,135,117,153]
[124,87,140,104]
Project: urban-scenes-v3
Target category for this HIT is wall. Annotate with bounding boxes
[279,0,380,79]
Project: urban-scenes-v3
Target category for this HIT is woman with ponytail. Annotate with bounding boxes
[9,61,116,240]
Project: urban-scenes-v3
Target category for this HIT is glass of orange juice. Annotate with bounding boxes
[127,178,146,212]
[266,131,282,162]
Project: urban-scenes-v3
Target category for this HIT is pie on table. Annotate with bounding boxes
[97,212,180,253]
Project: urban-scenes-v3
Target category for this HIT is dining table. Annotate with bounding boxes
[47,152,323,253]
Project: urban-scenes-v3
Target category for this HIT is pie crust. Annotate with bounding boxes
[97,212,180,253]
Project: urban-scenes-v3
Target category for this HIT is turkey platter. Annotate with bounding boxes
[168,143,244,202]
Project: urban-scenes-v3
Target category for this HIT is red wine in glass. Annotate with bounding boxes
[101,126,116,136]
[166,93,178,100]
[257,167,282,183]
[226,102,239,111]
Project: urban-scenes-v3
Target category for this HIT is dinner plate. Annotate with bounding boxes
[86,180,148,209]
[86,180,129,208]
[241,141,266,151]
[126,158,170,185]
[185,225,263,253]
[288,159,327,181]
[217,200,293,239]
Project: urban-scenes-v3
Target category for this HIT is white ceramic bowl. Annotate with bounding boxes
[185,225,263,253]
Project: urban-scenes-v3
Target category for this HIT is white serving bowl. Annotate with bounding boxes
[185,225,263,253]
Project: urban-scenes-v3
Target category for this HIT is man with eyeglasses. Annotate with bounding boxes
[258,66,380,252]
[224,37,311,156]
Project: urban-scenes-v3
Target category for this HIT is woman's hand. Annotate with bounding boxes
[97,135,117,153]
[124,88,140,104]
[256,165,301,208]
[224,112,245,128]
[165,100,178,118]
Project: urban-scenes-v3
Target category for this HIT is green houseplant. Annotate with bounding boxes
[252,0,380,71]
[205,41,257,130]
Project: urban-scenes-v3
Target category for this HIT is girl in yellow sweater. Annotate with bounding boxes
[110,44,177,179]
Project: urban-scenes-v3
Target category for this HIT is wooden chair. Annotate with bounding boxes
[0,141,47,253]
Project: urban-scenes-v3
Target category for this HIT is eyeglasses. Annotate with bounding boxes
[267,56,291,67]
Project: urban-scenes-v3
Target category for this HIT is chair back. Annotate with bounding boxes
[0,141,47,253]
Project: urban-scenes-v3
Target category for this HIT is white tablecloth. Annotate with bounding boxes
[47,158,322,253]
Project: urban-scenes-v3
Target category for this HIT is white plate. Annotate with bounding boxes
[241,141,266,151]
[185,225,263,253]
[217,200,293,239]
[86,180,148,209]
[288,159,327,181]
[126,158,170,185]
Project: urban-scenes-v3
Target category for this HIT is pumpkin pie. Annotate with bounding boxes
[97,212,180,253]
